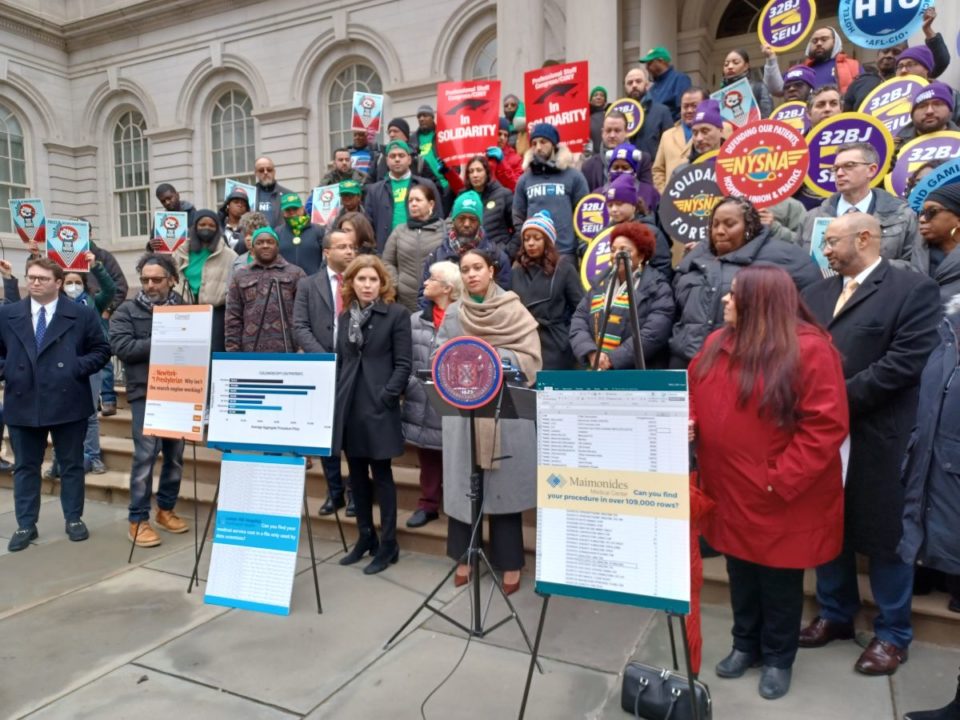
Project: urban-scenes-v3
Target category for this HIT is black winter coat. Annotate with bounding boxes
[569,264,676,369]
[802,260,941,559]
[110,293,185,402]
[332,302,412,459]
[670,228,821,365]
[899,316,960,575]
[511,259,583,370]
[468,181,516,259]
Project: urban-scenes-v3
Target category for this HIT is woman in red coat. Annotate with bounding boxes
[689,265,848,701]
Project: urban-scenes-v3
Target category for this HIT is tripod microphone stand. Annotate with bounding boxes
[591,250,646,371]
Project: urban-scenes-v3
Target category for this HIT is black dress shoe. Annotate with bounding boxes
[0,458,13,473]
[715,649,761,678]
[340,531,378,566]
[8,526,37,552]
[363,543,399,575]
[406,509,439,528]
[318,496,345,516]
[65,519,89,542]
[758,666,792,700]
[345,496,356,518]
[904,698,960,720]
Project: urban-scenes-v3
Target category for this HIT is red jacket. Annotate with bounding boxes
[689,326,849,568]
[492,145,523,192]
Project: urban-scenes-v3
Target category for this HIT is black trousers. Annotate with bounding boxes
[726,554,805,669]
[346,456,396,547]
[447,512,524,571]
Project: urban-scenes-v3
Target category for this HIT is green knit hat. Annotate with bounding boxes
[251,226,279,242]
[452,190,483,220]
[339,179,362,196]
[384,139,412,156]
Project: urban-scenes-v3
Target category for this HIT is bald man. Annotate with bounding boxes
[800,212,940,677]
[254,156,293,228]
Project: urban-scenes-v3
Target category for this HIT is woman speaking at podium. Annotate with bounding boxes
[332,255,412,575]
[435,248,542,595]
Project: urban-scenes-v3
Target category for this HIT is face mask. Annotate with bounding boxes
[64,283,84,299]
[286,214,309,238]
[196,228,217,243]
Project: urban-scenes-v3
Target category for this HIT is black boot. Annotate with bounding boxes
[340,528,378,566]
[905,672,960,720]
[363,541,399,575]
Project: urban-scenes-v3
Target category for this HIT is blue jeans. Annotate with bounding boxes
[9,419,87,527]
[100,320,116,405]
[128,398,184,522]
[815,543,914,648]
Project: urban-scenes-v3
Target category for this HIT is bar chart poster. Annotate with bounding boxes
[206,353,336,455]
[143,305,213,442]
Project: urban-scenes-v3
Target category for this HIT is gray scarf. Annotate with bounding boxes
[347,299,376,348]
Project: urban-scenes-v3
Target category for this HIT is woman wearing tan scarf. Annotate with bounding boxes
[435,248,542,595]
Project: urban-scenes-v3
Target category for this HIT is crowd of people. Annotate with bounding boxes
[2,13,960,718]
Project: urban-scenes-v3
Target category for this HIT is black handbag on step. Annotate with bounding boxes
[620,662,712,720]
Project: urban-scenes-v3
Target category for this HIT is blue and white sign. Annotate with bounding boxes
[839,0,935,50]
[907,156,960,212]
[205,454,306,615]
[207,353,336,455]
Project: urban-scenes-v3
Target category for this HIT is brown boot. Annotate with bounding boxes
[129,521,161,548]
[155,508,189,534]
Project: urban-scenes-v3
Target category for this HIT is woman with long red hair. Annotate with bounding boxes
[689,265,849,701]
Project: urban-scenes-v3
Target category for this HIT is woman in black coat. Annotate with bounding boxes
[463,155,517,259]
[569,222,676,369]
[511,210,582,370]
[899,304,960,720]
[332,255,412,575]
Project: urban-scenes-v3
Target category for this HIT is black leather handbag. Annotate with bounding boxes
[620,662,712,720]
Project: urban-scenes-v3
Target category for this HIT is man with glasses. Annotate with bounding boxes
[800,142,919,266]
[292,228,358,517]
[253,156,292,228]
[0,257,111,551]
[110,254,188,547]
[800,213,940,677]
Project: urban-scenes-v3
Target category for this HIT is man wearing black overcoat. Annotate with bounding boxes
[799,213,940,675]
[0,257,111,551]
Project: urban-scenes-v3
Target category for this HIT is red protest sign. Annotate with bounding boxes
[436,81,501,165]
[524,61,589,152]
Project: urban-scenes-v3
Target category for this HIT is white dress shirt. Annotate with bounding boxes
[326,265,342,342]
[837,190,873,217]
[31,296,58,334]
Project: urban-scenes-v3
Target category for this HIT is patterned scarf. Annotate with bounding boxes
[135,289,180,311]
[347,299,377,349]
[591,276,634,352]
[286,214,309,239]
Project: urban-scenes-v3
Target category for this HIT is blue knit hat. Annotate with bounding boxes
[521,210,557,246]
[530,122,560,146]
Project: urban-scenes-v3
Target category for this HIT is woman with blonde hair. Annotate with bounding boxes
[332,255,412,575]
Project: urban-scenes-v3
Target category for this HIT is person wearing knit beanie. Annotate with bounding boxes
[387,117,411,141]
[607,142,642,175]
[928,184,960,218]
[896,46,935,78]
[530,122,560,148]
[917,184,960,300]
[912,82,956,137]
[452,190,483,221]
[691,99,724,157]
[590,87,608,107]
[605,172,639,224]
[521,210,558,246]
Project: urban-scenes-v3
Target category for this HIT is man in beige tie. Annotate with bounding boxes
[798,213,941,677]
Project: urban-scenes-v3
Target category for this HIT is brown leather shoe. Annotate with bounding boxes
[155,508,189,534]
[798,616,856,648]
[129,521,161,548]
[855,638,908,675]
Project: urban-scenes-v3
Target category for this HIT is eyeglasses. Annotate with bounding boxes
[830,161,873,174]
[140,276,169,285]
[819,234,855,251]
[25,275,54,284]
[919,207,946,221]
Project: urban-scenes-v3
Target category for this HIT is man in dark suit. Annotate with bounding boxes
[0,257,111,551]
[799,213,941,675]
[292,228,357,516]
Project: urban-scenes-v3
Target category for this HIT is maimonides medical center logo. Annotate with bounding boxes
[716,120,810,208]
[547,473,566,489]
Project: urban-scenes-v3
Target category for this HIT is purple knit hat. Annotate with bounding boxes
[914,82,955,112]
[605,172,638,206]
[783,65,816,89]
[897,46,935,73]
[691,99,723,129]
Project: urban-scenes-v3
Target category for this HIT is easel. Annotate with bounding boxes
[519,255,702,719]
[384,371,541,676]
[185,275,339,614]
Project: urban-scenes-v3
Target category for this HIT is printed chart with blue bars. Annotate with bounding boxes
[207,352,336,455]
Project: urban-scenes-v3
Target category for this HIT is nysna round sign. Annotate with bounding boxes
[839,0,935,49]
[715,120,810,209]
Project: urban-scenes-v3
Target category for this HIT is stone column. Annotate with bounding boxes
[565,0,620,90]
[496,0,544,98]
[638,0,678,65]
